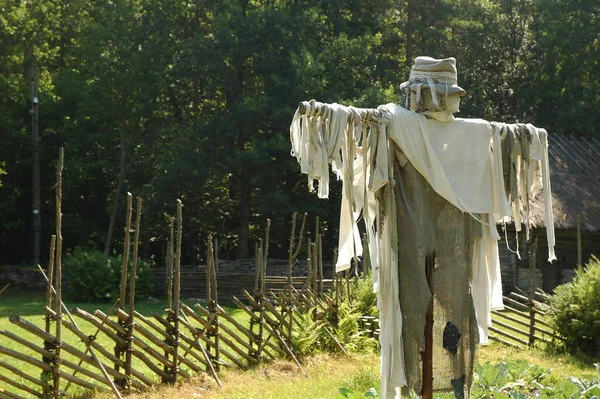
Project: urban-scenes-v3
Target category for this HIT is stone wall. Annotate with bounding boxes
[1,258,335,300]
[153,258,335,300]
[0,266,48,290]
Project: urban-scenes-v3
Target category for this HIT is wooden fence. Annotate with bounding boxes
[0,156,354,399]
[488,287,562,348]
[0,149,564,399]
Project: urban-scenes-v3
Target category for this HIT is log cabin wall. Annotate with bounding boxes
[498,225,600,294]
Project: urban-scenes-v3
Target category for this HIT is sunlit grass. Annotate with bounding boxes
[0,288,253,398]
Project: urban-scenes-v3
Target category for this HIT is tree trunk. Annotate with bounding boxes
[406,0,414,67]
[104,130,127,256]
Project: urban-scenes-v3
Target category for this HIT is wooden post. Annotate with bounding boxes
[306,240,312,301]
[214,237,220,274]
[318,231,323,298]
[361,233,368,277]
[115,193,132,387]
[124,197,142,391]
[119,193,133,311]
[577,214,582,271]
[167,217,175,310]
[250,242,262,363]
[254,241,262,294]
[421,252,435,399]
[31,58,41,267]
[207,236,220,371]
[263,219,270,282]
[172,200,182,382]
[528,236,538,346]
[53,148,64,399]
[311,242,318,299]
[286,213,306,345]
[42,235,56,399]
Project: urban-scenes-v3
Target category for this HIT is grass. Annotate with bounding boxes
[0,288,251,398]
[92,353,380,399]
[91,344,600,399]
[2,288,600,399]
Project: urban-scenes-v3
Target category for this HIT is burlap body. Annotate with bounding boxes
[392,153,480,398]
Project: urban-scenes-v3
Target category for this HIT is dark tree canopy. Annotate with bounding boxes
[0,0,597,265]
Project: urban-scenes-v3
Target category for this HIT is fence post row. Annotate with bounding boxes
[0,152,565,399]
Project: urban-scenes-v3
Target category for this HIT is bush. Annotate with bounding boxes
[63,248,155,302]
[292,273,380,357]
[547,256,600,359]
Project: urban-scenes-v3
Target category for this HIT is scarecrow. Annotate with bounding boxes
[289,57,555,399]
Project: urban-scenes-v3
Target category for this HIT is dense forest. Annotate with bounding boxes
[1,0,598,266]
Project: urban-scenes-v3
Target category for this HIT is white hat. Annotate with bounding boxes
[401,56,466,98]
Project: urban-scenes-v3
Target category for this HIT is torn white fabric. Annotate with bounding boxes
[289,100,556,399]
[382,104,511,216]
[471,214,505,345]
[379,148,407,398]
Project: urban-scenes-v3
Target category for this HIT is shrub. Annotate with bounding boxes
[292,273,380,357]
[63,248,155,302]
[547,256,600,359]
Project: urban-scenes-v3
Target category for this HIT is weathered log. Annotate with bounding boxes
[0,372,42,398]
[0,344,51,372]
[489,326,529,346]
[151,312,209,369]
[180,307,246,369]
[230,297,285,357]
[0,389,30,399]
[59,370,110,393]
[192,305,255,354]
[116,309,199,375]
[0,360,44,387]
[61,320,125,368]
[71,308,126,347]
[0,329,53,359]
[9,314,56,343]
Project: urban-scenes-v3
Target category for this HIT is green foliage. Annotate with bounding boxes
[330,302,379,354]
[292,274,379,358]
[1,0,598,265]
[63,248,154,302]
[349,275,379,318]
[472,360,600,399]
[547,256,600,359]
[291,308,325,357]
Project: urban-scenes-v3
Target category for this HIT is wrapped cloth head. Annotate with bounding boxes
[400,56,466,118]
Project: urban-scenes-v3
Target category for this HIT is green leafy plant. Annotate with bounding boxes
[330,302,378,354]
[291,307,325,357]
[547,256,600,359]
[63,248,154,302]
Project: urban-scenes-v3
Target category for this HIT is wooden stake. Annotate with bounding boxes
[253,241,261,294]
[263,219,271,290]
[38,269,124,397]
[45,235,56,311]
[529,236,538,346]
[577,213,582,271]
[421,252,435,399]
[124,197,142,390]
[167,217,175,310]
[119,193,133,311]
[173,200,182,382]
[42,235,56,399]
[54,147,64,399]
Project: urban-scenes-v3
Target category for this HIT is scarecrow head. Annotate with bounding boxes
[400,56,466,121]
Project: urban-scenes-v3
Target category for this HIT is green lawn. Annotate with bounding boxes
[0,288,251,398]
[2,289,600,399]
